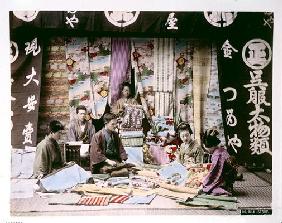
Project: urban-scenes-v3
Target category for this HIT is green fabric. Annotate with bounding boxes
[197,194,237,202]
[179,195,238,210]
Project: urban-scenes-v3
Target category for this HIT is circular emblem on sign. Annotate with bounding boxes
[104,11,140,27]
[10,41,19,63]
[204,11,237,27]
[13,11,39,22]
[242,39,272,70]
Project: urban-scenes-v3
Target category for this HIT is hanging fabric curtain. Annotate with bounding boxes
[65,37,92,120]
[174,39,194,128]
[153,38,175,117]
[131,38,155,116]
[204,44,225,144]
[88,37,111,118]
[109,38,131,105]
[192,41,211,142]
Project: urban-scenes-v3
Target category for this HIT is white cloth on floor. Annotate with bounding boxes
[124,147,144,166]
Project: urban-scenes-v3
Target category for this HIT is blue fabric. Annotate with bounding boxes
[123,194,156,204]
[39,164,91,192]
[157,161,188,186]
[124,147,143,166]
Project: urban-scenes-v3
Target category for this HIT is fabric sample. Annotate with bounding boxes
[77,195,111,206]
[109,38,131,105]
[124,147,144,166]
[204,44,225,144]
[131,38,155,115]
[110,195,129,203]
[174,39,194,128]
[123,194,156,205]
[39,163,92,192]
[157,161,188,186]
[149,144,170,165]
[120,104,143,129]
[153,38,175,117]
[192,41,211,142]
[89,37,111,118]
[65,37,92,120]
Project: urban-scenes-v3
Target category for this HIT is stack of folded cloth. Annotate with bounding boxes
[120,131,144,147]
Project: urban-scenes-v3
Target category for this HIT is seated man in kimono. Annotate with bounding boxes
[33,120,65,178]
[176,122,204,168]
[201,128,238,196]
[90,113,128,175]
[68,105,95,144]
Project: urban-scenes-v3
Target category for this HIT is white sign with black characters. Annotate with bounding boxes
[104,11,140,27]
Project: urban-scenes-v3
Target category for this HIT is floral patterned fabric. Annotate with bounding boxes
[131,38,155,116]
[174,39,194,129]
[89,37,112,118]
[65,37,92,120]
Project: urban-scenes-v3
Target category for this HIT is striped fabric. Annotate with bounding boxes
[109,38,131,105]
[192,41,211,142]
[153,38,175,117]
[77,195,111,206]
[110,195,129,203]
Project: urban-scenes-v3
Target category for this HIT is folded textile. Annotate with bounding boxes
[39,164,92,192]
[158,161,188,186]
[155,187,195,201]
[197,194,238,202]
[120,131,144,138]
[92,174,111,181]
[72,184,132,196]
[77,195,111,206]
[123,194,156,205]
[178,195,238,210]
[110,195,129,203]
[124,147,144,166]
[149,144,170,165]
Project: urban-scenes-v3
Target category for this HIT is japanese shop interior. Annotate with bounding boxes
[10,11,273,214]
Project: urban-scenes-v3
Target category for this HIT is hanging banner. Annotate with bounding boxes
[174,39,194,128]
[65,37,92,120]
[204,44,225,144]
[11,36,43,148]
[89,37,111,118]
[131,38,155,116]
[217,12,273,168]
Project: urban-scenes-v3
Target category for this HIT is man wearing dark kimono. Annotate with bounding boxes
[90,113,128,174]
[33,120,65,178]
[68,105,95,144]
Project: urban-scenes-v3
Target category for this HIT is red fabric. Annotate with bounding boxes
[110,195,129,203]
[77,196,111,206]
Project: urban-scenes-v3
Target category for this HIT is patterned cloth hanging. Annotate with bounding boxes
[192,41,211,142]
[174,39,194,129]
[153,38,175,117]
[131,38,155,116]
[204,44,226,144]
[89,37,111,118]
[65,37,92,120]
[109,38,131,105]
